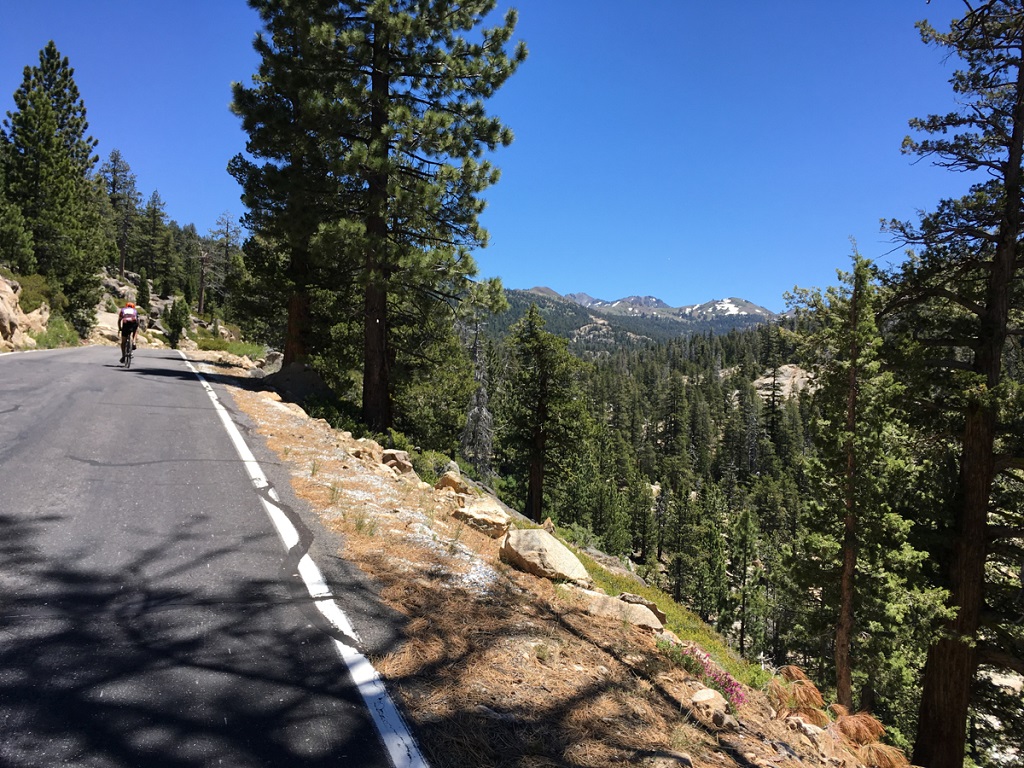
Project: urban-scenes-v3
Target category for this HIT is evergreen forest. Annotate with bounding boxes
[1,2,1023,766]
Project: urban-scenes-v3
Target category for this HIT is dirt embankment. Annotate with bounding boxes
[172,352,897,768]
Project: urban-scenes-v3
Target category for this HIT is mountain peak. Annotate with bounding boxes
[564,292,606,307]
[611,295,672,309]
[527,286,562,300]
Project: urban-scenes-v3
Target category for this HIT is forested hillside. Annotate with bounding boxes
[487,288,776,346]
[2,3,1023,767]
[0,47,245,340]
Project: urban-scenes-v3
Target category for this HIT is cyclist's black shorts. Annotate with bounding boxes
[120,321,138,337]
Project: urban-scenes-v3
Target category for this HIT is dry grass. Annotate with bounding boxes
[857,742,911,768]
[207,371,904,768]
[767,666,827,727]
[834,710,886,746]
[779,665,811,683]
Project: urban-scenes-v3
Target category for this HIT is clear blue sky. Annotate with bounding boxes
[1,1,971,313]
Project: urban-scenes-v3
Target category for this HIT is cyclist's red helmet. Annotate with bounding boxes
[126,302,135,308]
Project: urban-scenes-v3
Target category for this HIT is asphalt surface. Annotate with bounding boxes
[0,346,406,767]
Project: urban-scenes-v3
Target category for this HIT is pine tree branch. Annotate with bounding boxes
[913,335,977,348]
[986,523,1024,542]
[976,644,1024,678]
[927,285,987,316]
[994,454,1024,472]
[921,357,978,372]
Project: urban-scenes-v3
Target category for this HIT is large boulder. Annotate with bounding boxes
[0,278,18,343]
[351,438,384,465]
[499,528,592,587]
[265,361,336,404]
[21,303,50,336]
[561,585,663,631]
[89,310,122,345]
[690,687,736,730]
[382,448,414,474]
[0,277,39,351]
[435,470,472,495]
[618,592,667,624]
[453,496,512,539]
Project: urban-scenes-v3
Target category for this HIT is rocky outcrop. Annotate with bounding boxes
[618,592,667,624]
[0,277,39,351]
[435,470,472,495]
[382,449,414,475]
[690,687,738,731]
[561,585,664,631]
[452,496,512,539]
[499,528,592,587]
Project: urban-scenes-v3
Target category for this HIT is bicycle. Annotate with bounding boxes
[121,334,135,368]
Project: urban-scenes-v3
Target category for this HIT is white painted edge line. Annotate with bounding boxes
[176,351,429,768]
[0,347,51,357]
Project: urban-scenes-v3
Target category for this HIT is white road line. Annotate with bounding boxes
[177,351,429,768]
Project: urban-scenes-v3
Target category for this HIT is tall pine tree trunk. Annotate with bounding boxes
[282,290,310,366]
[362,20,391,432]
[526,450,544,522]
[836,275,860,711]
[913,53,1024,768]
[197,250,208,317]
[524,399,547,521]
[363,277,390,431]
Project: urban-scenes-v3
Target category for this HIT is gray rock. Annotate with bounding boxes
[499,529,592,587]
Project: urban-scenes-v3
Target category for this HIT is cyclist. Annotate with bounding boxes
[118,301,140,364]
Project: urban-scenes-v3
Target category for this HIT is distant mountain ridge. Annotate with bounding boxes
[488,287,777,347]
[528,287,775,322]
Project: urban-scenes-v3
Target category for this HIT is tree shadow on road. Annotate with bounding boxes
[0,511,397,768]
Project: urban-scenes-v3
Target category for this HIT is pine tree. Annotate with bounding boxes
[790,253,945,722]
[668,483,727,622]
[883,5,1024,763]
[2,40,110,332]
[164,296,190,348]
[138,191,167,282]
[136,268,151,312]
[627,470,656,565]
[459,288,508,477]
[498,305,590,522]
[231,0,525,431]
[0,159,33,269]
[203,211,241,314]
[720,502,767,657]
[99,149,140,278]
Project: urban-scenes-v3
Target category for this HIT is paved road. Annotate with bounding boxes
[0,346,407,767]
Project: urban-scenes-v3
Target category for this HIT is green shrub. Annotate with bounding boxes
[560,522,601,550]
[572,547,771,692]
[195,337,267,358]
[10,273,56,315]
[31,315,80,349]
[384,428,414,451]
[411,450,452,486]
[196,336,228,351]
[164,297,190,348]
[304,396,360,434]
